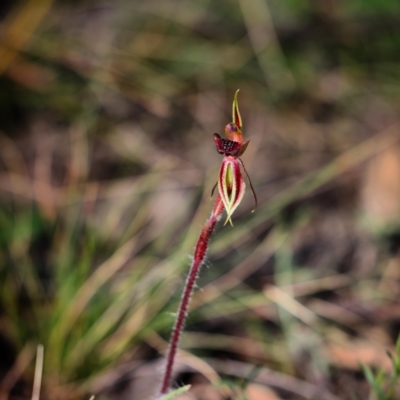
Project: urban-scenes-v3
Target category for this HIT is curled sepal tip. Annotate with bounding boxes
[218,157,246,227]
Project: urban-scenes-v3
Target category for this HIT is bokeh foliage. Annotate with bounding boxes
[1,0,400,399]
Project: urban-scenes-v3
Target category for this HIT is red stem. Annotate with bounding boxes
[159,194,224,395]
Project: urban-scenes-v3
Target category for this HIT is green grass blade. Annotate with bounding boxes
[159,385,191,400]
[361,363,387,400]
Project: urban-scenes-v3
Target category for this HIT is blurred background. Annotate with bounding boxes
[1,0,400,399]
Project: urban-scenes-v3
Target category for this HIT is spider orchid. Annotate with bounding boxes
[212,90,257,226]
[159,91,257,397]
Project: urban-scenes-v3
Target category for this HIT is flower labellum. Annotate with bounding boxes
[213,90,257,226]
[218,156,246,226]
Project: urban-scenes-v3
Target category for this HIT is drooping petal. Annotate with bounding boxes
[238,157,257,211]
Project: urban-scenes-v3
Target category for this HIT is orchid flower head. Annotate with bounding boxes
[212,90,257,226]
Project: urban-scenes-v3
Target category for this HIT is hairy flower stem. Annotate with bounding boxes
[159,194,224,395]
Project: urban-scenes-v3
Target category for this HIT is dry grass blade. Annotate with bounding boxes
[207,359,341,400]
[32,345,44,400]
[238,0,295,92]
[147,331,222,387]
[265,285,317,326]
[191,227,284,310]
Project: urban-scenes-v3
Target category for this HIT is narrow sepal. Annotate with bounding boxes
[233,89,242,130]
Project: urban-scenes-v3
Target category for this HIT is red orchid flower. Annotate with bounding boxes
[159,90,258,396]
[212,90,257,226]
